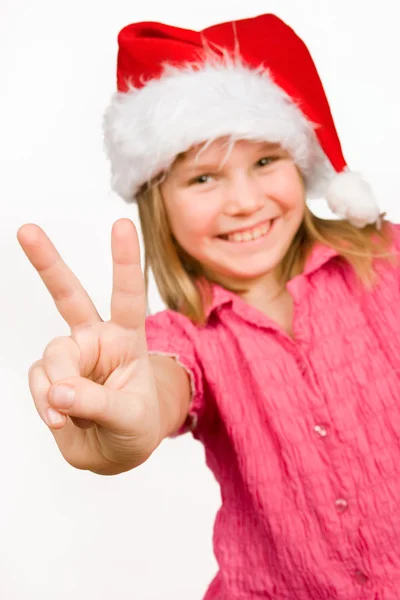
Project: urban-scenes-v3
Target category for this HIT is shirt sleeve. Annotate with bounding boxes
[145,309,208,438]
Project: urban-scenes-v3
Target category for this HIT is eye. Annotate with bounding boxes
[189,174,212,185]
[257,156,280,167]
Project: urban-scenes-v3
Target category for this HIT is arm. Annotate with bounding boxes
[150,355,192,440]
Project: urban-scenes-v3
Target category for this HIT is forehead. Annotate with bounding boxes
[174,138,283,166]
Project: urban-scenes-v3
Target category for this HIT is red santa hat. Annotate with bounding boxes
[103,13,381,228]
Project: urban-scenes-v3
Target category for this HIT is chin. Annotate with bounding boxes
[194,243,287,282]
[209,260,279,283]
[228,255,281,276]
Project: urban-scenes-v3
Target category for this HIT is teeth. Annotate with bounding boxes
[226,222,271,243]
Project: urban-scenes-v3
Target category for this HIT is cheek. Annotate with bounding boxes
[168,197,220,242]
[267,167,305,212]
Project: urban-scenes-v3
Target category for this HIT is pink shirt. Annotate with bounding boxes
[145,222,400,599]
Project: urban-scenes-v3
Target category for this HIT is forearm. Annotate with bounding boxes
[151,355,192,440]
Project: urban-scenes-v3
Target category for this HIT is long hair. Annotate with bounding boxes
[138,183,395,326]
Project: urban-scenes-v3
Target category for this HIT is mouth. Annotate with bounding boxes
[217,218,277,244]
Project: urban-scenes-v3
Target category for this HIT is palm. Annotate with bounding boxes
[71,320,160,466]
[17,219,160,472]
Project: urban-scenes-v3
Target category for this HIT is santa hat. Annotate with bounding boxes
[103,13,381,228]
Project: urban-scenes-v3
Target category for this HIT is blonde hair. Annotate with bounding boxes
[138,182,395,326]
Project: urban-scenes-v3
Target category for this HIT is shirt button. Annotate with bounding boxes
[335,498,348,513]
[314,424,328,437]
[354,570,369,585]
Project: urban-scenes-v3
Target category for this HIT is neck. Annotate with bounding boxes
[239,272,285,305]
[209,269,284,305]
[239,273,294,336]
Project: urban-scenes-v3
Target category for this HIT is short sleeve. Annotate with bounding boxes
[145,309,207,437]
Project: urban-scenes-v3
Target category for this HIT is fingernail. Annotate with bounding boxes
[51,384,75,408]
[46,407,65,426]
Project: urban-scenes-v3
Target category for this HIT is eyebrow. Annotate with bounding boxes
[175,142,282,174]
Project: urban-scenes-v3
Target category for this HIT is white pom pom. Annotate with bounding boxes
[325,170,381,228]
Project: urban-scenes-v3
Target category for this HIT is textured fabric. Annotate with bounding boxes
[145,223,400,599]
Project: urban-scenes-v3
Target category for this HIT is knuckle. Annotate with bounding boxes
[28,359,43,380]
[28,363,48,392]
[28,365,51,411]
[42,337,80,381]
[43,335,71,359]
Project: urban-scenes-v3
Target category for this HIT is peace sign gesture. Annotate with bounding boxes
[17,219,163,474]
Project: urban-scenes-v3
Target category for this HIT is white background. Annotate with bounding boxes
[1,1,400,598]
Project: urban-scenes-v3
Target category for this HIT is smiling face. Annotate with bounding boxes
[159,137,306,291]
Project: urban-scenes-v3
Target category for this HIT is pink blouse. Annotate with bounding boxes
[145,222,400,599]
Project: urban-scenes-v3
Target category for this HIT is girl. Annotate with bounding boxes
[17,13,400,600]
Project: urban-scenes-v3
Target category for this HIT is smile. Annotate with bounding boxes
[219,219,275,243]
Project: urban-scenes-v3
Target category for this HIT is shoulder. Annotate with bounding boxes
[145,307,201,339]
[369,221,400,292]
[386,221,400,250]
[377,221,400,271]
[145,308,206,365]
[146,306,195,327]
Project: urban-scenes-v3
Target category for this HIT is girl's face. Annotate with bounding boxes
[160,138,306,287]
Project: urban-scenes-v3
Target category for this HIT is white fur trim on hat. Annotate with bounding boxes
[103,57,381,228]
[326,170,381,228]
[103,58,334,200]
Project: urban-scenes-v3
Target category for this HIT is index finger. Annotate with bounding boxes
[110,219,147,330]
[17,223,102,329]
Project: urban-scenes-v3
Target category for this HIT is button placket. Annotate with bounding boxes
[293,302,366,587]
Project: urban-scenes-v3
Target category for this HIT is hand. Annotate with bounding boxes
[17,219,161,474]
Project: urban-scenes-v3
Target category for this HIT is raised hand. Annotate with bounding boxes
[17,219,162,474]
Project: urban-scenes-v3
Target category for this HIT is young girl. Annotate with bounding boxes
[17,13,400,599]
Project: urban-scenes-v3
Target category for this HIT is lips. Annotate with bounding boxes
[218,219,274,242]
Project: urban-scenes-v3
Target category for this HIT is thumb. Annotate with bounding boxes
[48,376,144,432]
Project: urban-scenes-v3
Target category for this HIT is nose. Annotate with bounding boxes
[223,173,265,215]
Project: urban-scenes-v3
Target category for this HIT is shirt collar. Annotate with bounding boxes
[302,242,339,276]
[202,242,339,321]
[204,282,233,319]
